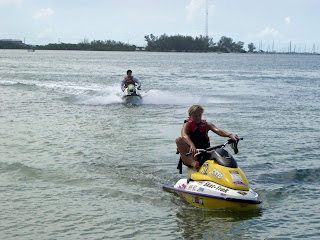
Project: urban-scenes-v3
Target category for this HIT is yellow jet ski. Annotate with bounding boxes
[156,139,262,210]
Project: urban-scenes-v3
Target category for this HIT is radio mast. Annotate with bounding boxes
[205,0,208,38]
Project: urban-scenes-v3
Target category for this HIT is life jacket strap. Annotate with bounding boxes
[177,157,194,174]
[177,158,183,174]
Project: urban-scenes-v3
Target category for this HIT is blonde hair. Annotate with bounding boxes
[188,105,204,116]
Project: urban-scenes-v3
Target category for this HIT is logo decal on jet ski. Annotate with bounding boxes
[232,181,248,187]
[187,185,198,191]
[229,170,239,174]
[231,173,242,181]
[237,191,248,196]
[203,182,229,193]
[230,173,247,187]
[200,163,210,175]
[209,168,223,179]
[192,196,203,205]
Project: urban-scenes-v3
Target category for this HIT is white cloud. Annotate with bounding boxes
[285,17,291,24]
[257,27,280,38]
[185,0,214,21]
[185,0,204,20]
[34,8,55,20]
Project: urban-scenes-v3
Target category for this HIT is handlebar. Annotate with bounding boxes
[185,138,243,156]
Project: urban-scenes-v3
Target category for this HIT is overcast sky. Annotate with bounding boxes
[1,0,319,51]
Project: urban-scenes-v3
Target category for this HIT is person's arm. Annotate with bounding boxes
[207,122,238,140]
[121,79,125,91]
[133,77,141,89]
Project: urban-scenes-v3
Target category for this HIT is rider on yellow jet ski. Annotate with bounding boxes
[176,105,238,176]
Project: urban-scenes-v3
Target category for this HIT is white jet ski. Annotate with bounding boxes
[122,84,142,104]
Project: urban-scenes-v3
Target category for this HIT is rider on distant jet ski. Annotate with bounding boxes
[121,70,141,92]
[176,105,239,176]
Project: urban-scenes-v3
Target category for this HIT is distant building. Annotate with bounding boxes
[0,39,25,45]
[135,47,145,51]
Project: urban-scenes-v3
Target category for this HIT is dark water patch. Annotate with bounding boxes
[246,162,274,171]
[0,162,42,177]
[85,157,173,188]
[0,162,163,208]
[258,167,320,185]
[256,167,320,210]
[0,162,103,187]
[0,81,37,90]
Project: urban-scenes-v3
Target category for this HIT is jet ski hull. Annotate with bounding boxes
[156,179,261,210]
[122,95,142,104]
[122,84,142,104]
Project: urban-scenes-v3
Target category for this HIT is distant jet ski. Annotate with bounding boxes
[122,84,142,104]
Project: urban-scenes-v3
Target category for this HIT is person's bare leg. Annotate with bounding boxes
[175,137,196,166]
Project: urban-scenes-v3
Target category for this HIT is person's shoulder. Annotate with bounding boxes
[206,121,215,127]
[183,121,190,128]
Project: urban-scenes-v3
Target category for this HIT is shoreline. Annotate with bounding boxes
[2,48,319,55]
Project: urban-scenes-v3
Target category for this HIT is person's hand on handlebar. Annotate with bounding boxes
[229,133,239,140]
[189,144,197,156]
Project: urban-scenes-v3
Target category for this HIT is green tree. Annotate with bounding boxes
[35,39,136,51]
[233,41,245,53]
[217,36,233,52]
[248,42,256,52]
[217,36,246,53]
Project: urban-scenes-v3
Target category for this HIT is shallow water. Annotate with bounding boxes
[1,50,319,239]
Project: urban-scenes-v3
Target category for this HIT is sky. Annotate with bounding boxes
[0,0,319,51]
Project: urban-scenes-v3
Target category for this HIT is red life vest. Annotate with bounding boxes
[185,118,207,133]
[184,118,210,149]
[124,76,135,87]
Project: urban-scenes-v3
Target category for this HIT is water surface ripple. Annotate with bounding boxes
[1,50,319,239]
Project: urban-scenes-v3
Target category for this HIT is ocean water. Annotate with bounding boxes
[0,50,319,240]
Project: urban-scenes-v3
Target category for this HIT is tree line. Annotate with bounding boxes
[144,34,250,53]
[0,39,135,51]
[36,39,136,51]
[0,35,257,53]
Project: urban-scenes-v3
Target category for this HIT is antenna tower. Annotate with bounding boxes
[205,0,208,38]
